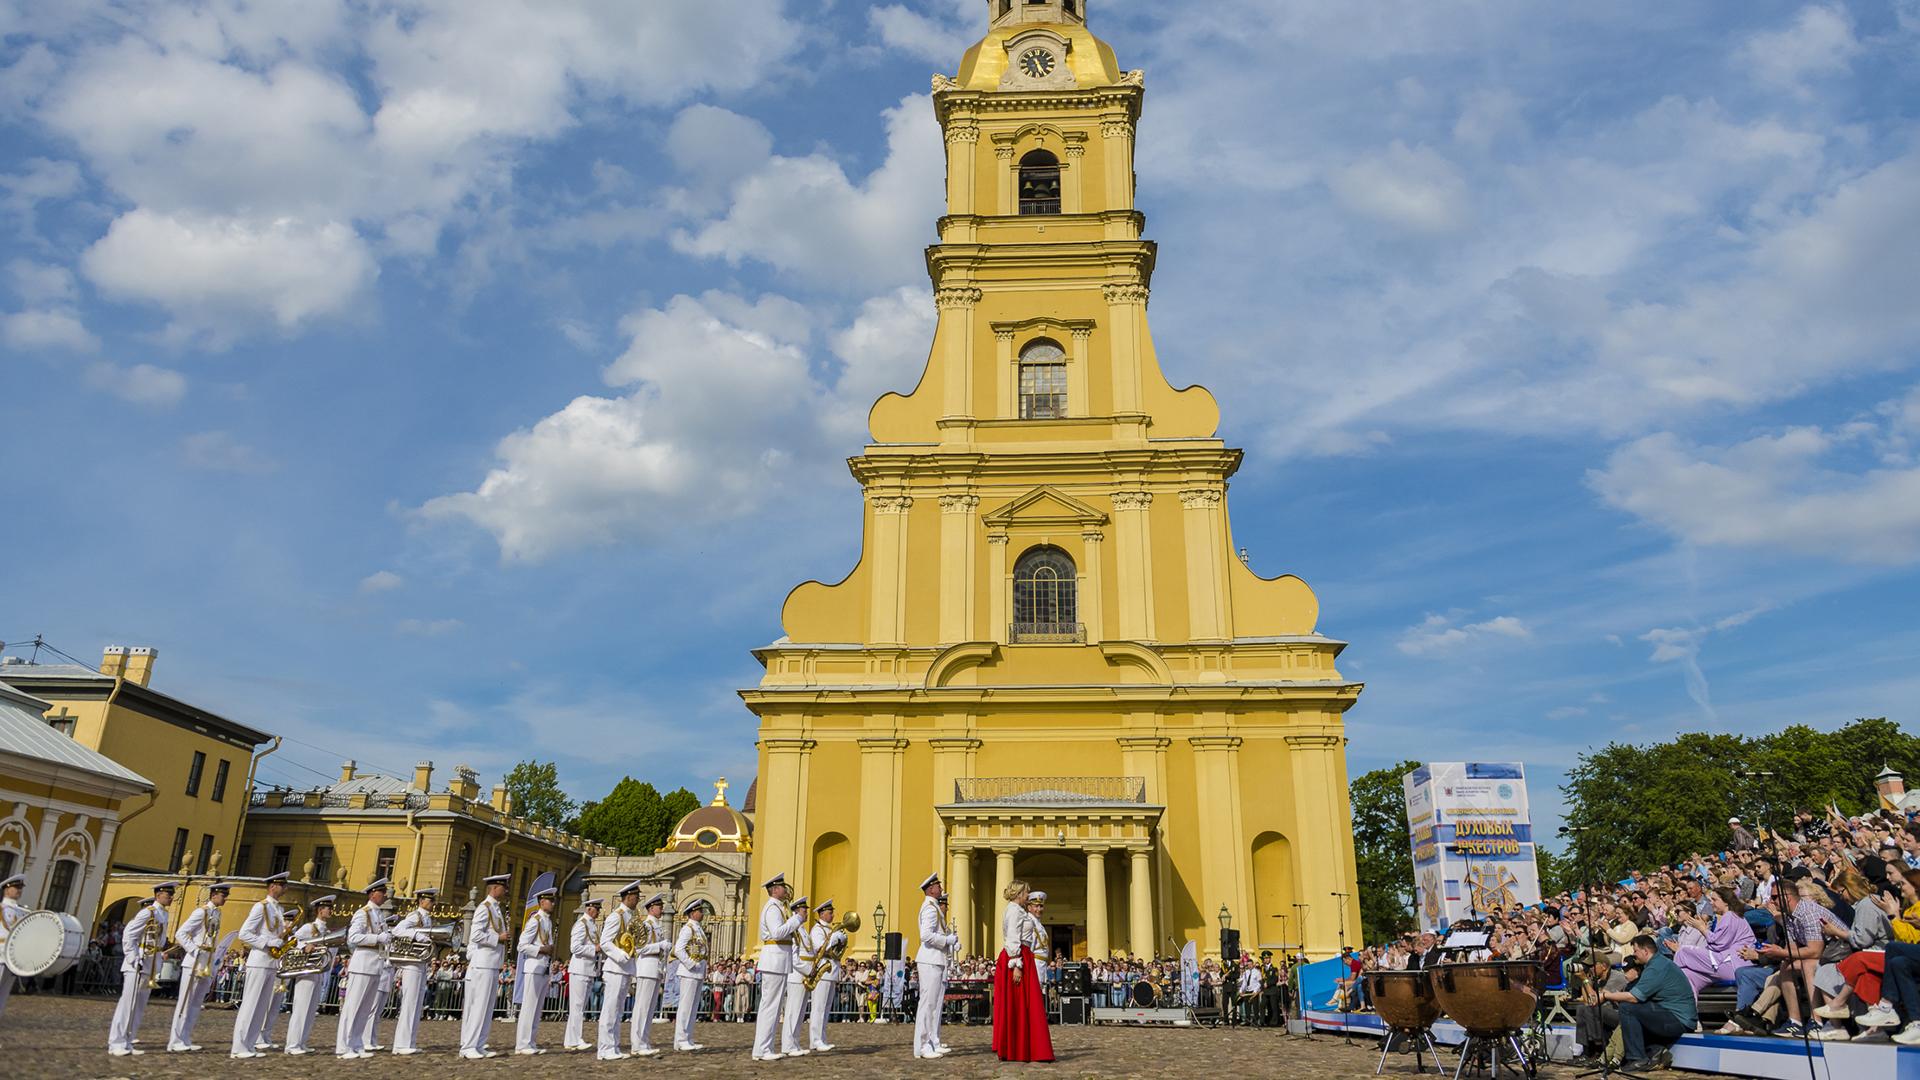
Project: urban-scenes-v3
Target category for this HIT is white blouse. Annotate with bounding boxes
[1002,901,1046,968]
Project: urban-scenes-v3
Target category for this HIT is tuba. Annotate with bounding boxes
[390,923,454,965]
[801,911,860,992]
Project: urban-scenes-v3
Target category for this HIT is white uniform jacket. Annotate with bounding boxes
[346,903,392,976]
[236,898,285,970]
[291,919,334,971]
[466,896,508,972]
[175,901,222,975]
[805,922,847,983]
[599,905,638,977]
[120,903,169,974]
[635,914,671,979]
[567,914,601,978]
[0,897,22,953]
[755,899,804,975]
[915,896,958,969]
[517,910,553,977]
[672,921,708,981]
[392,906,433,943]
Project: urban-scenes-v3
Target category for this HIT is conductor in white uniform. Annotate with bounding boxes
[459,872,513,1059]
[914,872,959,1059]
[751,872,805,1062]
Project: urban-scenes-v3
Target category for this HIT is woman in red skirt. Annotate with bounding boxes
[993,880,1055,1063]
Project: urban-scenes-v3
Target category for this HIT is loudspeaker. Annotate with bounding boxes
[1062,997,1089,1025]
[1221,928,1241,964]
[1058,962,1091,998]
[885,932,904,960]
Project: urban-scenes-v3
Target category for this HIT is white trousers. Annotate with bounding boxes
[564,971,593,1047]
[514,970,549,1051]
[674,975,702,1048]
[258,982,286,1047]
[631,975,660,1050]
[337,970,380,1054]
[0,969,12,1023]
[109,969,153,1052]
[913,964,946,1054]
[363,977,390,1046]
[459,965,500,1054]
[752,971,787,1057]
[284,974,325,1052]
[229,966,275,1055]
[167,969,214,1048]
[782,975,809,1052]
[809,977,837,1048]
[392,964,428,1052]
[598,970,632,1057]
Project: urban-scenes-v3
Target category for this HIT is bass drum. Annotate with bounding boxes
[1130,980,1157,1007]
[6,910,87,978]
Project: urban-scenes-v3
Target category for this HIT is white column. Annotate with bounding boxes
[987,534,1010,644]
[1112,491,1156,641]
[1080,528,1105,644]
[939,494,980,643]
[949,848,973,959]
[1179,487,1229,642]
[994,849,1015,951]
[1086,848,1110,959]
[25,809,61,905]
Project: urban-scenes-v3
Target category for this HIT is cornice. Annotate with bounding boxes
[847,444,1245,485]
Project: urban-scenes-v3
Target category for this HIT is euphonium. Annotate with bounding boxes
[801,911,860,992]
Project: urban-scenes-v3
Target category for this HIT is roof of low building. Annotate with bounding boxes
[0,680,153,790]
[0,659,273,747]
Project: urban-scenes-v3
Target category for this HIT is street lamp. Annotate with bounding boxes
[873,902,887,958]
[1218,903,1232,931]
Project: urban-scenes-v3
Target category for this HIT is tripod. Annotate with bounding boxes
[1293,902,1315,1039]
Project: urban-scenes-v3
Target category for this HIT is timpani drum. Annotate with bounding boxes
[1367,969,1442,1031]
[5,910,86,978]
[1430,961,1541,1033]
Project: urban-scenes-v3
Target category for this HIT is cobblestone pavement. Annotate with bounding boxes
[0,995,1670,1079]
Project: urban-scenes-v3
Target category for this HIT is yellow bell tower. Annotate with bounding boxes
[745,0,1365,961]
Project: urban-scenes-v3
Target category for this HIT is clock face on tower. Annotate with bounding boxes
[1018,47,1056,79]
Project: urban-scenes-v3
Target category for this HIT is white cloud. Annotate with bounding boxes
[359,570,405,594]
[1739,4,1861,93]
[1,308,97,352]
[81,209,376,343]
[395,617,462,637]
[1329,141,1471,234]
[672,94,945,293]
[1397,612,1532,656]
[1590,408,1920,564]
[85,361,186,408]
[666,104,775,186]
[1637,607,1769,722]
[869,1,975,64]
[181,431,276,474]
[7,260,78,305]
[0,158,84,222]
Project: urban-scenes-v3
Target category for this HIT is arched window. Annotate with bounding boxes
[455,842,472,887]
[1018,150,1061,215]
[1012,546,1080,641]
[46,858,79,913]
[1018,339,1068,418]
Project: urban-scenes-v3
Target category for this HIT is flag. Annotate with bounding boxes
[1180,940,1198,1007]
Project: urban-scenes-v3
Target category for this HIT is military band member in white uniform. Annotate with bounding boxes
[806,898,848,1052]
[779,895,815,1056]
[1025,891,1051,992]
[335,878,393,1057]
[914,872,958,1059]
[563,893,602,1051]
[220,872,285,1057]
[752,872,805,1062]
[0,873,25,1028]
[597,880,642,1059]
[459,872,513,1059]
[629,891,670,1055]
[514,885,558,1054]
[165,880,229,1051]
[108,881,175,1056]
[283,896,337,1054]
[389,887,438,1055]
[672,897,709,1051]
[361,925,395,1051]
[255,904,299,1052]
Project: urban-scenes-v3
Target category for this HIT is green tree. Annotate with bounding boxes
[1559,718,1920,881]
[1534,845,1577,898]
[1351,759,1422,944]
[573,778,706,855]
[501,760,577,829]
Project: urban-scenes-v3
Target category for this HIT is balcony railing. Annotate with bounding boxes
[1010,621,1085,643]
[953,776,1147,805]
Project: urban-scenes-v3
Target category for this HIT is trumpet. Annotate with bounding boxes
[801,911,860,992]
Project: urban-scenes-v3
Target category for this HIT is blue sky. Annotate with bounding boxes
[2,1,1917,843]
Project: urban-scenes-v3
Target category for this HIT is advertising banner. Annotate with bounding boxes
[1404,762,1542,931]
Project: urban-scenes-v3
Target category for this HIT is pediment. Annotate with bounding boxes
[982,485,1108,530]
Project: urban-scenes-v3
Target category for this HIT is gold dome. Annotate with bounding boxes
[660,778,752,853]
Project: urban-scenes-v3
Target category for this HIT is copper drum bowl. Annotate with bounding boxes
[1430,961,1541,1034]
[1366,970,1441,1032]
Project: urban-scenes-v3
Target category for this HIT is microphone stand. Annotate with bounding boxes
[1563,825,1615,1080]
[1292,902,1315,1040]
[1331,891,1352,1045]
